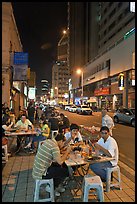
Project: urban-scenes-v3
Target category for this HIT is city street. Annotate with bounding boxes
[58,108,135,181]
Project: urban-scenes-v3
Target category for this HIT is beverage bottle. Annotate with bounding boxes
[89,146,92,157]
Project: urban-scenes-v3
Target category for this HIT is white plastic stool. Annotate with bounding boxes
[2,144,8,163]
[34,178,55,202]
[106,165,122,192]
[51,130,58,139]
[82,175,104,202]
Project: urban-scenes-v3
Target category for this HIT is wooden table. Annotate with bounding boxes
[5,130,37,154]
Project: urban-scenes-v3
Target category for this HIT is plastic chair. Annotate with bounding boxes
[51,130,58,139]
[34,178,55,202]
[2,144,8,163]
[106,165,122,192]
[82,175,104,202]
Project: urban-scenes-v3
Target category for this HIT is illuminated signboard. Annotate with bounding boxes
[24,86,27,96]
[118,73,124,90]
[130,2,135,12]
[131,70,135,86]
[94,87,110,96]
[28,87,36,99]
[14,52,28,65]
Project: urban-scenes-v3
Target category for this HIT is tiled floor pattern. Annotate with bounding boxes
[2,155,135,202]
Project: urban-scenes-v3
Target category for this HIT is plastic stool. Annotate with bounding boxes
[106,165,122,192]
[51,130,58,139]
[34,178,55,202]
[2,144,8,163]
[82,175,104,202]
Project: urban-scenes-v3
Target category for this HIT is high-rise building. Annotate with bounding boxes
[41,79,49,96]
[68,2,135,109]
[52,30,70,104]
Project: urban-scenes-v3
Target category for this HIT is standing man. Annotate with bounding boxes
[48,112,59,131]
[59,113,70,133]
[27,102,36,124]
[89,126,119,182]
[101,109,114,136]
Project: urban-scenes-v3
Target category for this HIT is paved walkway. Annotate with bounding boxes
[2,152,135,202]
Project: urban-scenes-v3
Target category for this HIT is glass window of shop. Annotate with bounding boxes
[114,94,123,110]
[128,92,135,108]
[100,96,112,110]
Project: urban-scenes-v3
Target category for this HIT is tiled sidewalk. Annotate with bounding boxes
[2,154,135,202]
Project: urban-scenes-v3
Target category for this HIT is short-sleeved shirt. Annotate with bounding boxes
[48,117,59,130]
[62,117,70,128]
[41,124,50,137]
[32,139,61,180]
[97,136,118,166]
[15,119,32,130]
[102,115,114,135]
[65,131,83,144]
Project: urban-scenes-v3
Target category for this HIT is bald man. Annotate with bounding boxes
[101,109,114,136]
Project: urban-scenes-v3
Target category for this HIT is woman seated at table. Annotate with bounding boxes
[2,115,14,153]
[25,120,50,150]
[64,123,83,145]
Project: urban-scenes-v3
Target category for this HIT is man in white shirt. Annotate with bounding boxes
[14,114,34,150]
[89,126,119,182]
[64,123,83,144]
[102,109,114,136]
[15,114,34,131]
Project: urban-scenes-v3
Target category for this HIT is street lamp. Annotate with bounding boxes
[63,30,67,35]
[76,69,83,104]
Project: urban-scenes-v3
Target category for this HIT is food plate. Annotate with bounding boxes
[10,129,17,132]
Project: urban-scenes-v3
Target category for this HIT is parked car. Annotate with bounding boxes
[69,105,77,113]
[76,105,92,115]
[64,104,73,111]
[113,108,135,127]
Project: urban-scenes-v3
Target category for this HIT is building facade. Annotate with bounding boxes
[68,2,135,109]
[52,30,70,104]
[2,2,27,116]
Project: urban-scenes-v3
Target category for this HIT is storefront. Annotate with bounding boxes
[94,87,110,109]
[128,92,135,108]
[87,97,98,109]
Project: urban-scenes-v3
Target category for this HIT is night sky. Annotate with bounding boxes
[12,2,68,94]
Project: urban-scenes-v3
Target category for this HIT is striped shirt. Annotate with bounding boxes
[32,139,60,180]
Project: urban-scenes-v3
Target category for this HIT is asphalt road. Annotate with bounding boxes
[58,108,135,170]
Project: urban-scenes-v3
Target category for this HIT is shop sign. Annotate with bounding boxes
[87,97,97,103]
[24,86,27,96]
[13,65,28,81]
[118,73,124,90]
[14,52,28,65]
[28,87,36,100]
[131,69,135,86]
[94,87,110,96]
[130,2,135,12]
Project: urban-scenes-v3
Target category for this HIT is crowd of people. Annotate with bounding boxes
[2,102,118,198]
